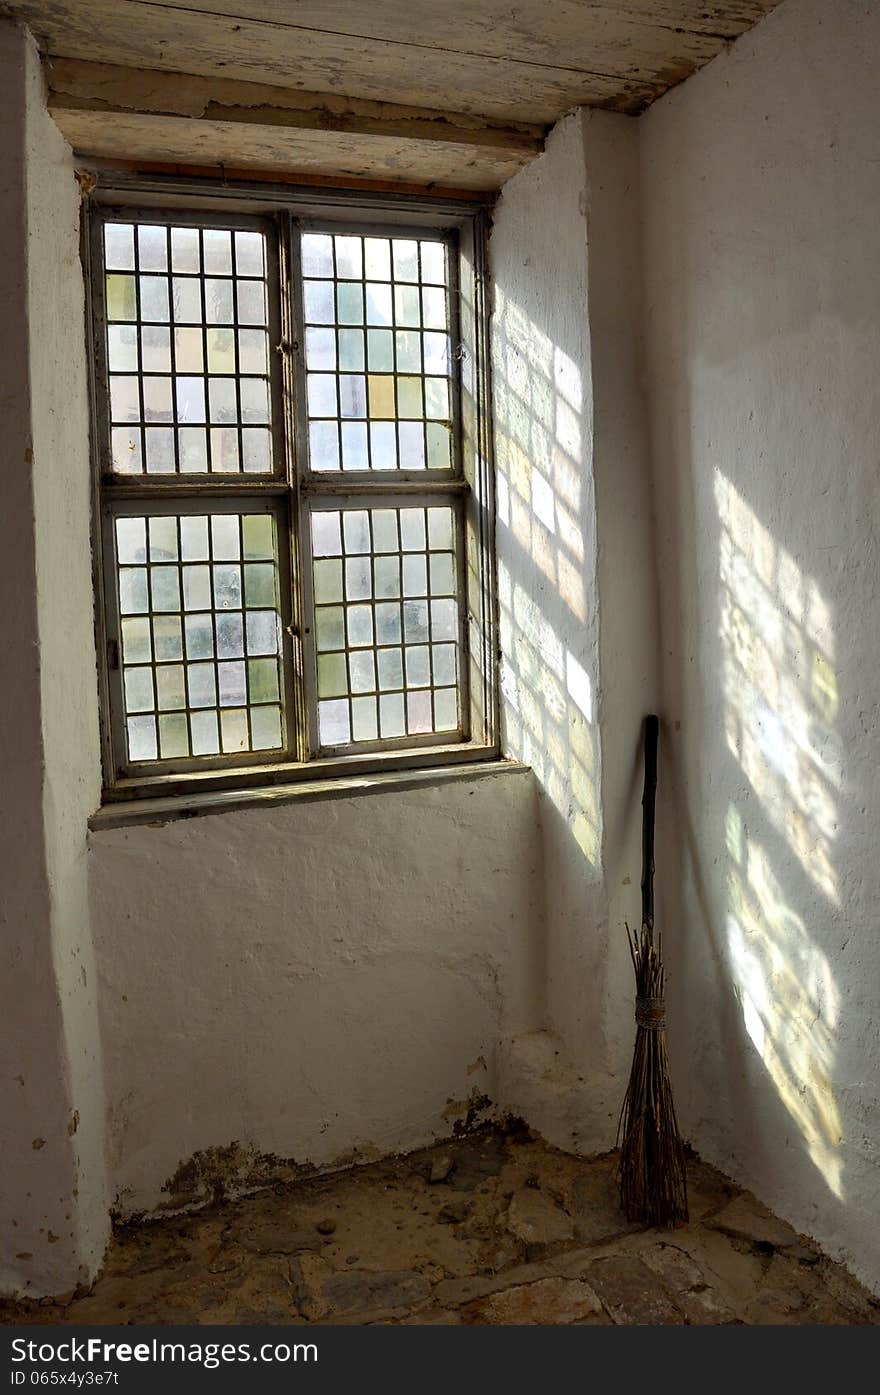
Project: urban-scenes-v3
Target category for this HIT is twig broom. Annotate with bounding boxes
[618,714,688,1226]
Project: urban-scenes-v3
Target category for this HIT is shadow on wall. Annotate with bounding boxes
[716,472,843,1200]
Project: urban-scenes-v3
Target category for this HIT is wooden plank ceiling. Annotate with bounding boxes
[2,1,783,192]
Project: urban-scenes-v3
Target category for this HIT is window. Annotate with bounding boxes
[87,185,497,799]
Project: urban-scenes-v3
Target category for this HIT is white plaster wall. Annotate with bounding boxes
[491,112,601,1048]
[26,26,108,1288]
[641,0,880,1292]
[490,112,658,1150]
[0,22,108,1297]
[89,769,543,1216]
[582,112,662,1097]
[0,25,546,1255]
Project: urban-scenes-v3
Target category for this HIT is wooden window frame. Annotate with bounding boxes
[83,173,499,803]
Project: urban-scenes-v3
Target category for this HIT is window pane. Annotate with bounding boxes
[98,211,476,784]
[309,505,462,747]
[301,230,452,472]
[113,511,285,763]
[102,219,274,474]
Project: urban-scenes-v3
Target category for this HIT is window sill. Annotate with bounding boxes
[88,754,530,831]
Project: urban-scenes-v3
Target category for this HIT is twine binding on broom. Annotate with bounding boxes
[634,996,666,1029]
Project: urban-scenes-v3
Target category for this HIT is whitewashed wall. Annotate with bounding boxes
[1,12,546,1283]
[0,24,108,1298]
[89,770,543,1217]
[490,112,659,1151]
[641,0,880,1294]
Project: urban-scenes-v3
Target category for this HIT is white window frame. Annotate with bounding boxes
[84,175,499,802]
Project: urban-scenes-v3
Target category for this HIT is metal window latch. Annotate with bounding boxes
[285,624,303,677]
[107,638,120,671]
[275,339,298,356]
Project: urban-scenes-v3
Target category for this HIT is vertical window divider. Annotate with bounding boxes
[84,197,117,782]
[281,212,318,760]
[165,225,179,471]
[197,228,211,473]
[132,220,146,471]
[444,226,472,745]
[459,209,498,749]
[231,239,244,478]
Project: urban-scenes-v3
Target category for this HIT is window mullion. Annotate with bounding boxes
[281,212,319,760]
[261,214,300,768]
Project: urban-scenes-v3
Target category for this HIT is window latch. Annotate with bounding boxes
[107,638,120,671]
[285,624,303,677]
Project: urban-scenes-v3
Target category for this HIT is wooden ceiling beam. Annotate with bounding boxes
[45,59,545,192]
[131,0,782,57]
[6,0,660,121]
[5,1,785,129]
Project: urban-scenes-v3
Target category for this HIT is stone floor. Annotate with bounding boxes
[4,1125,878,1326]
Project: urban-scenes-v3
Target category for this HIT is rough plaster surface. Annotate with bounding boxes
[641,0,880,1293]
[88,769,544,1217]
[27,24,108,1289]
[490,112,657,1151]
[0,22,108,1298]
[581,111,661,1088]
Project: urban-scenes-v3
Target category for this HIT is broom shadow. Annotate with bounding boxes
[660,725,759,1173]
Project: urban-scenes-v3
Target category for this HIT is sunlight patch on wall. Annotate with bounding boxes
[717,471,843,1197]
[716,473,839,904]
[493,279,599,869]
[725,809,843,1199]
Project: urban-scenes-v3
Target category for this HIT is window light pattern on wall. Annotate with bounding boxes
[311,506,460,746]
[301,233,453,473]
[114,512,284,761]
[104,222,273,475]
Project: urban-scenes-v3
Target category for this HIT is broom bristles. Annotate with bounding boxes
[618,921,688,1227]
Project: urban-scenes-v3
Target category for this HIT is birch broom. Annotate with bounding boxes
[618,715,688,1226]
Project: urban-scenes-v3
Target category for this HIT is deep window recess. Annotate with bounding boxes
[87,189,497,800]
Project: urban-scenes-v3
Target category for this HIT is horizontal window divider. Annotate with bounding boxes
[102,476,290,501]
[300,476,468,498]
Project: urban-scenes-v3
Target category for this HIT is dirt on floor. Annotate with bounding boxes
[3,1125,878,1326]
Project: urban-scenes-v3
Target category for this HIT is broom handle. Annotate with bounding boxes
[641,715,659,932]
